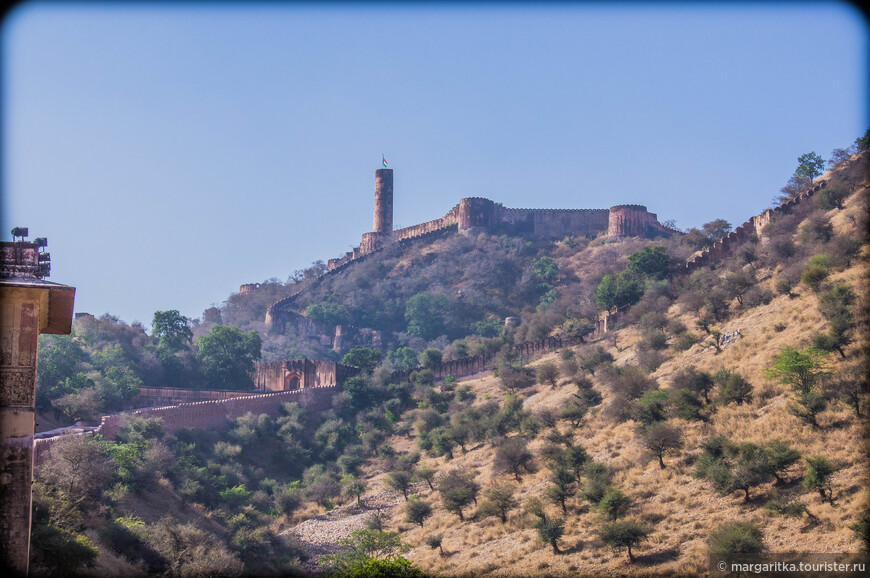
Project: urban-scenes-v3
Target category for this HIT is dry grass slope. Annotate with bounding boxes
[285,167,868,577]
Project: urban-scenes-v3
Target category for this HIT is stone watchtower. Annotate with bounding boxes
[360,168,394,254]
[0,229,75,574]
[373,168,393,234]
[608,204,658,238]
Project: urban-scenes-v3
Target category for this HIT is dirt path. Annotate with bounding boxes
[283,489,410,574]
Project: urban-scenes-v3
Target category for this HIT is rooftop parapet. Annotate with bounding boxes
[1,228,51,279]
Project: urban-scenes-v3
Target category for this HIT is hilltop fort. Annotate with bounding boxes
[330,168,679,270]
[264,169,679,342]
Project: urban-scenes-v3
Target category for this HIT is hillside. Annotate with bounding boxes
[275,150,869,575]
[27,145,869,577]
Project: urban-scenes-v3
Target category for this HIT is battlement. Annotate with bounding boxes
[685,179,830,272]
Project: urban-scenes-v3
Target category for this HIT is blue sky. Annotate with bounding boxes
[2,1,867,328]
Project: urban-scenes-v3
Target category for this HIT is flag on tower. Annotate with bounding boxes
[382,155,388,168]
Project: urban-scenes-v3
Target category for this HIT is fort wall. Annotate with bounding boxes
[127,387,261,408]
[685,180,828,272]
[33,386,337,468]
[494,205,610,238]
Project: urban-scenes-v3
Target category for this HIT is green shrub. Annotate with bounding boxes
[764,491,808,518]
[30,524,100,575]
[220,484,252,508]
[598,488,631,520]
[803,456,837,504]
[800,256,830,291]
[850,513,870,552]
[672,331,698,352]
[708,521,764,555]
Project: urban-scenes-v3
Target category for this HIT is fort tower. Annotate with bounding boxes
[373,168,393,234]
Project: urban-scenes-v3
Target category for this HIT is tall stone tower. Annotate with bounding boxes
[0,230,75,574]
[373,168,393,234]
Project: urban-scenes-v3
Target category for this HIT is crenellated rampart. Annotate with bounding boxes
[267,224,459,339]
[389,329,616,383]
[684,180,828,272]
[392,205,461,242]
[127,386,261,408]
[33,386,338,468]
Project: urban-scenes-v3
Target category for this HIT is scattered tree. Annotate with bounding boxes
[803,456,837,504]
[418,348,443,369]
[696,439,772,503]
[640,422,684,469]
[405,292,449,340]
[493,437,537,481]
[598,488,631,521]
[627,246,672,279]
[800,256,830,292]
[762,440,801,485]
[478,483,518,523]
[425,534,444,556]
[195,325,261,390]
[152,310,193,352]
[532,515,566,555]
[413,464,437,491]
[341,474,367,506]
[536,361,561,389]
[546,465,577,513]
[814,282,856,358]
[795,152,826,182]
[766,347,830,428]
[341,348,382,373]
[850,513,870,552]
[599,519,651,563]
[582,462,613,505]
[404,496,433,527]
[829,363,868,417]
[714,369,753,406]
[438,470,480,521]
[384,471,413,501]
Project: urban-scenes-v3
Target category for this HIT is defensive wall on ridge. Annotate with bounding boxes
[389,335,581,383]
[334,197,677,273]
[126,386,263,409]
[123,360,357,409]
[684,180,828,272]
[33,386,337,468]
